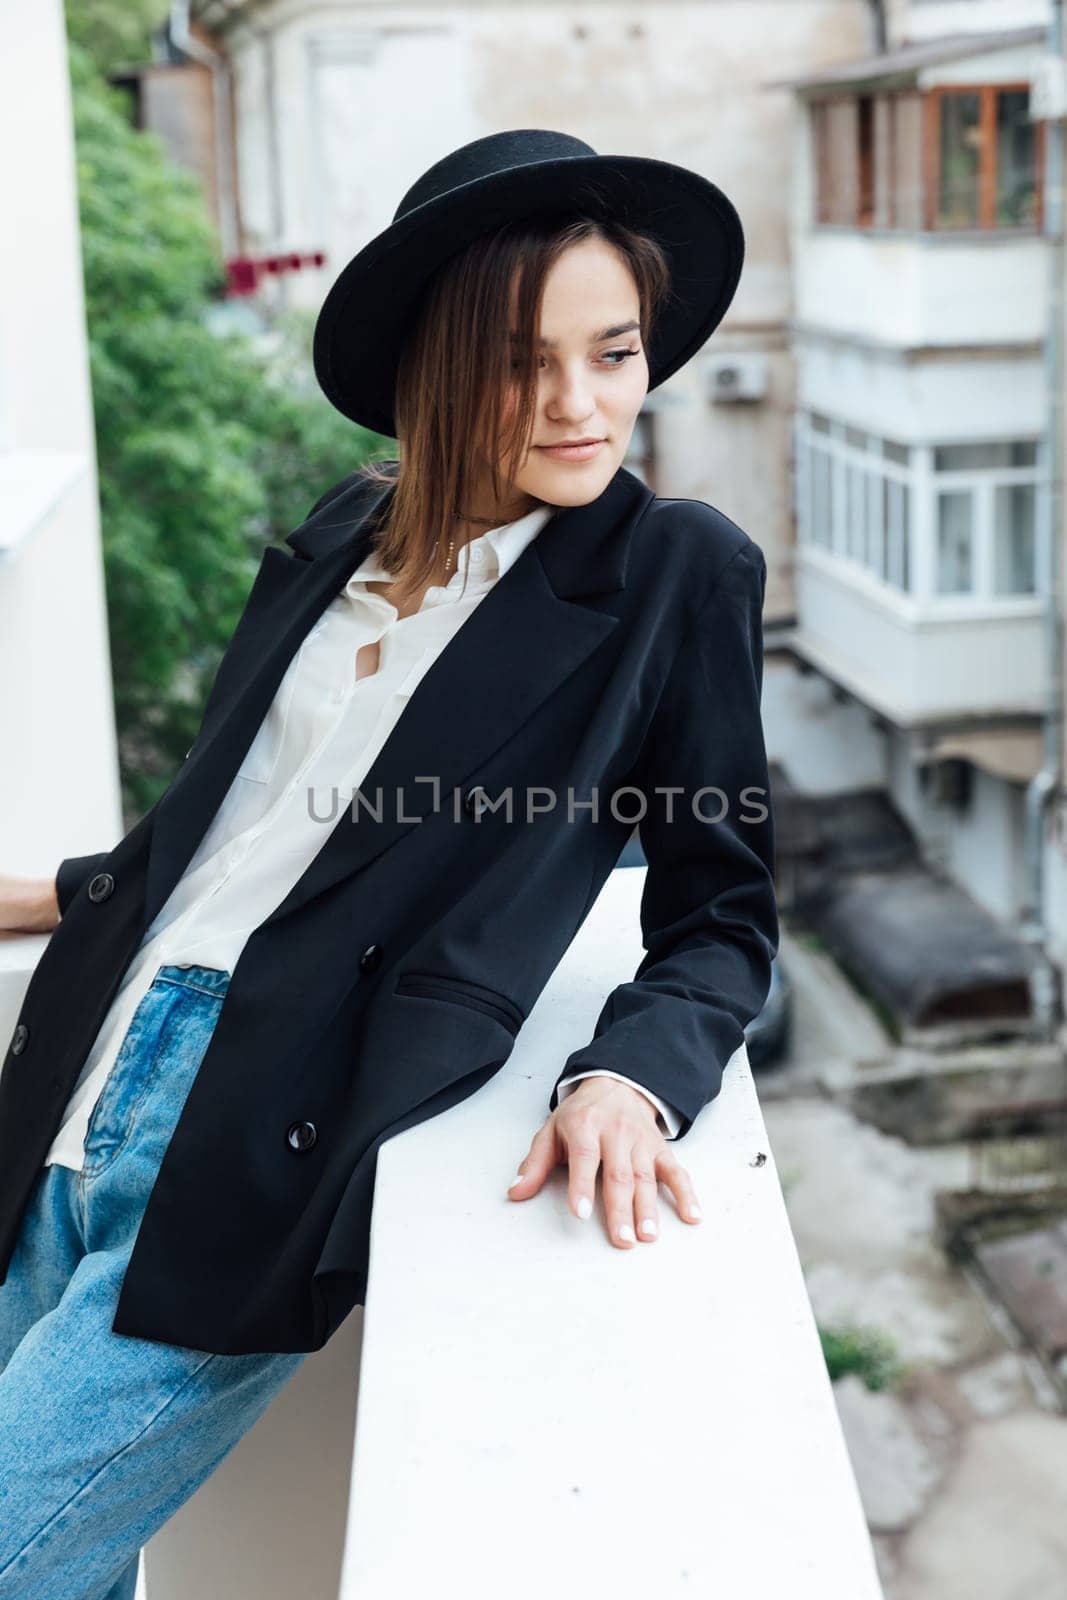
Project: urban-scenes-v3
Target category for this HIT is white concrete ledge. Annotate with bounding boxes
[340,867,885,1598]
[0,931,49,998]
[0,872,884,1597]
[0,451,86,561]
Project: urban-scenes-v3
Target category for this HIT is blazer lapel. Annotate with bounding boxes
[143,464,654,933]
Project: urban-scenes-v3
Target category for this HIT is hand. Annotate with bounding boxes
[0,874,60,933]
[508,1078,702,1248]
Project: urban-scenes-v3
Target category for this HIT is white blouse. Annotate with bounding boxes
[46,498,681,1171]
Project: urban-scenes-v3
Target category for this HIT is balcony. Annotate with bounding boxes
[793,550,1045,725]
[773,39,1050,354]
[794,228,1046,352]
[791,416,1046,725]
[1,867,884,1598]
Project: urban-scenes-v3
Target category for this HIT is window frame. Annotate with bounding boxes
[794,408,1043,611]
[923,82,1044,232]
[809,81,1044,233]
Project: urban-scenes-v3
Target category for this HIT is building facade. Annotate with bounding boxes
[770,1,1059,986]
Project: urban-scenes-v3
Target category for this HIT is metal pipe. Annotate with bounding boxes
[865,0,887,54]
[1023,0,1065,1038]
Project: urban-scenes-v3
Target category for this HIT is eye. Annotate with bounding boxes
[509,347,641,372]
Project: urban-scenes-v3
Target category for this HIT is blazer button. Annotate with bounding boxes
[10,1023,28,1056]
[87,872,115,903]
[287,1121,317,1152]
[464,785,491,817]
[359,943,383,974]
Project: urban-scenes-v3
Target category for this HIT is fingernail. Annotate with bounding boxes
[509,1172,525,1189]
[576,1195,592,1220]
[688,1203,702,1220]
[638,1218,657,1238]
[618,1224,636,1243]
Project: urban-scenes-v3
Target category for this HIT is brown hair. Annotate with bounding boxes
[359,213,671,610]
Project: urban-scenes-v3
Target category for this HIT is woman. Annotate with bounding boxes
[0,129,777,1595]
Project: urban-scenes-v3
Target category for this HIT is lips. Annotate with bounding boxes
[535,440,606,462]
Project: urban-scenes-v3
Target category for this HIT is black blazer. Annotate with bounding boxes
[0,463,778,1355]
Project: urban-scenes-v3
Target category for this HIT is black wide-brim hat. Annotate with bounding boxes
[313,128,745,438]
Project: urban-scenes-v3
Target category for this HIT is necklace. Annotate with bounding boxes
[438,509,500,579]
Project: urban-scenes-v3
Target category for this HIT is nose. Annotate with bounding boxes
[545,360,597,426]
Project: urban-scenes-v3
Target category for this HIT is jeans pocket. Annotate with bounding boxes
[80,982,220,1183]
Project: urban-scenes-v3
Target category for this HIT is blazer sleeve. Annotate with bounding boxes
[547,536,779,1140]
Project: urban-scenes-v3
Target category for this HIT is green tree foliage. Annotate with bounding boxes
[820,1323,905,1391]
[65,0,167,77]
[64,22,381,819]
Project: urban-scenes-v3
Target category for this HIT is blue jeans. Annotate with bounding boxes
[0,964,308,1600]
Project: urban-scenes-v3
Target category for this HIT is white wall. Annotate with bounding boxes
[795,232,1047,350]
[763,656,887,794]
[795,555,1046,721]
[795,337,1046,443]
[896,0,1050,42]
[887,728,1029,923]
[0,0,121,874]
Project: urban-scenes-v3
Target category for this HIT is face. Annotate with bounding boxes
[474,235,650,520]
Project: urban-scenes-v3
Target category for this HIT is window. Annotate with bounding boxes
[934,438,1039,598]
[934,90,982,228]
[845,461,866,561]
[926,85,1041,230]
[812,98,858,225]
[936,490,975,593]
[994,484,1036,594]
[811,444,833,549]
[809,82,1043,232]
[997,89,1037,225]
[797,413,1040,603]
[884,477,911,590]
[934,442,1037,471]
[797,413,914,593]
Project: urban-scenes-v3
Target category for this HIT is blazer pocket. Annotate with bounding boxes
[393,971,525,1036]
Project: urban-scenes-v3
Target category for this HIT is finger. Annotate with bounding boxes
[558,1113,602,1222]
[631,1147,661,1242]
[507,1116,560,1199]
[600,1138,637,1248]
[655,1150,702,1223]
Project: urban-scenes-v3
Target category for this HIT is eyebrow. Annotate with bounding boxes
[508,320,641,348]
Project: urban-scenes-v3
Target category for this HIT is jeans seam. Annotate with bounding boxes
[78,996,189,1184]
[153,974,230,1000]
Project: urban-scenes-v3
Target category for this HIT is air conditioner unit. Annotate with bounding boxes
[707,353,769,404]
